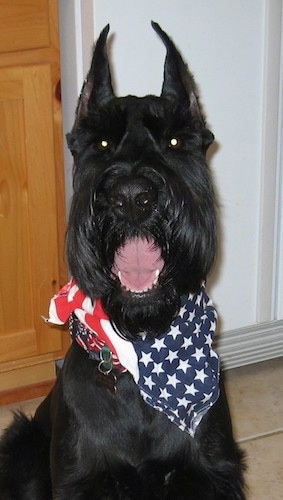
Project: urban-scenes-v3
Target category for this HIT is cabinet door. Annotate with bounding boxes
[0,0,50,53]
[0,64,64,363]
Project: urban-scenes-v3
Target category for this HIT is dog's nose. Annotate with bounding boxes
[108,178,158,219]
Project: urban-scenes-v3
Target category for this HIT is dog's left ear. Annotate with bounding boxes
[152,22,210,135]
[72,24,114,128]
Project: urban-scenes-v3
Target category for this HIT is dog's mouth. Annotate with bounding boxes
[112,237,165,295]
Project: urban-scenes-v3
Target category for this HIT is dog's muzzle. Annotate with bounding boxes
[97,171,166,295]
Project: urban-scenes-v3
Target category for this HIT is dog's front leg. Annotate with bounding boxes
[49,399,120,498]
[50,429,119,499]
[47,346,144,500]
[50,440,167,499]
[51,473,118,500]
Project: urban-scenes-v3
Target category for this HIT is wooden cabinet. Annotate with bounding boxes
[0,0,69,403]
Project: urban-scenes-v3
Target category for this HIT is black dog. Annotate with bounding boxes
[0,23,245,499]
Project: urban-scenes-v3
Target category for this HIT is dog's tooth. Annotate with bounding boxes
[153,269,160,286]
[121,275,160,294]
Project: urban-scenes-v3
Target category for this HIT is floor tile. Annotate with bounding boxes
[224,358,283,441]
[242,432,283,500]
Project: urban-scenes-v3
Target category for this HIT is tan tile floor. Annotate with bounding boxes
[224,358,283,499]
[0,357,282,499]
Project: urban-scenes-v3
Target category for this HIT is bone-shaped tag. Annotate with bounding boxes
[95,367,117,395]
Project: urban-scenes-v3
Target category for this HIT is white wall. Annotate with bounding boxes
[59,0,283,367]
[93,0,265,334]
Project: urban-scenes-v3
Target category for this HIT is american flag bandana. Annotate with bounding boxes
[46,279,220,436]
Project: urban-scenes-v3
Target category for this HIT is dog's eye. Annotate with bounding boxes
[95,139,109,151]
[168,137,183,149]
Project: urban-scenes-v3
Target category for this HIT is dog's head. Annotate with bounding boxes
[66,22,216,340]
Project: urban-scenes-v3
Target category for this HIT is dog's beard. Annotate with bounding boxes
[103,283,181,340]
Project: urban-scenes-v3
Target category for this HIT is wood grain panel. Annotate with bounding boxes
[0,330,37,363]
[0,87,34,339]
[0,360,55,392]
[0,64,63,362]
[0,0,67,395]
[0,0,50,53]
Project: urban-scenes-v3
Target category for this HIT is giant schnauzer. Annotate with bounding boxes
[0,23,245,499]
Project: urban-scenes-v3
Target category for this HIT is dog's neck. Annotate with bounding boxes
[46,280,220,437]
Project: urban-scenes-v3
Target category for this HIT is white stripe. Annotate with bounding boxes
[68,283,79,302]
[74,309,87,326]
[82,296,95,314]
[48,298,65,324]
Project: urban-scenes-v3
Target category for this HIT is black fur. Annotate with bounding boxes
[0,23,246,499]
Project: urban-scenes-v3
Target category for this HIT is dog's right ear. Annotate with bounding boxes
[72,24,114,128]
[152,22,205,127]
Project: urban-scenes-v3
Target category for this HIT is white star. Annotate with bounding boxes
[167,373,181,388]
[209,320,217,332]
[171,408,180,416]
[139,351,153,367]
[204,333,213,348]
[168,325,181,340]
[188,309,196,322]
[187,403,197,416]
[152,337,167,352]
[176,359,191,373]
[195,294,202,306]
[159,387,171,400]
[179,305,187,318]
[211,349,219,359]
[192,347,205,362]
[143,375,155,390]
[195,368,208,383]
[165,350,179,363]
[152,362,165,376]
[193,323,202,336]
[181,337,193,349]
[201,392,213,404]
[185,383,198,396]
[177,396,188,408]
[179,419,187,431]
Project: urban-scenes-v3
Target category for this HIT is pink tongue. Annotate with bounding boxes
[113,238,164,291]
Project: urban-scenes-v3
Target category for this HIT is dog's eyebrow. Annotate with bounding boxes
[90,105,128,134]
[142,113,166,138]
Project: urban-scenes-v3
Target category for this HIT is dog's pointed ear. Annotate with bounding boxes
[74,24,114,125]
[152,22,204,125]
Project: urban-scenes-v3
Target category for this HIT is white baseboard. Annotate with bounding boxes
[215,320,283,370]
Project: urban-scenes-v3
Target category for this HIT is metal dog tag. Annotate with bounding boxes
[95,345,117,395]
[95,367,117,395]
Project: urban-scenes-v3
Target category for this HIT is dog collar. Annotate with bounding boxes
[46,279,220,437]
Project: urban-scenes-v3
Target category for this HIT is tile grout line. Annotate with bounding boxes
[237,428,283,444]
